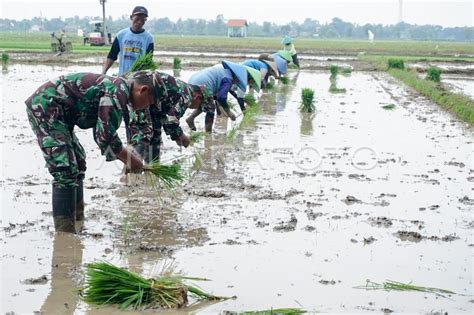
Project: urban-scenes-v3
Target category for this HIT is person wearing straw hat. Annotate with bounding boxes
[102,6,154,75]
[126,70,214,163]
[259,53,289,77]
[228,66,261,113]
[25,72,156,233]
[185,60,254,132]
[281,36,300,67]
[242,59,279,89]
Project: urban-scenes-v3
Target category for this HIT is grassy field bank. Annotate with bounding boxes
[1,32,473,56]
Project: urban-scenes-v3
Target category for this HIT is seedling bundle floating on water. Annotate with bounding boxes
[173,57,182,70]
[330,64,339,76]
[81,261,228,310]
[300,88,316,113]
[426,66,442,82]
[1,52,9,65]
[130,52,158,72]
[354,279,455,298]
[143,159,186,190]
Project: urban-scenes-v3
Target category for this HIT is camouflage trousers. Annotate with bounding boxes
[26,95,86,188]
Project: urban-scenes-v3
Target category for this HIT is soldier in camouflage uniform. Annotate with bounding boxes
[127,70,215,163]
[25,72,156,233]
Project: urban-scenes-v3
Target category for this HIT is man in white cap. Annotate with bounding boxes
[102,6,154,75]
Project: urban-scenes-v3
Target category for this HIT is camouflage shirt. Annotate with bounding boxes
[25,73,132,161]
[129,71,193,146]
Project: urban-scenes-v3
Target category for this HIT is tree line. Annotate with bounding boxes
[1,16,472,42]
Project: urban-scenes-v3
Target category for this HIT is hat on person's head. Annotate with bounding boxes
[243,66,261,92]
[272,54,288,75]
[222,60,248,91]
[281,36,293,45]
[132,6,148,16]
[260,59,278,77]
[277,50,292,62]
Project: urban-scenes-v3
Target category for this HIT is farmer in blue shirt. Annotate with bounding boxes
[185,60,254,133]
[102,6,154,75]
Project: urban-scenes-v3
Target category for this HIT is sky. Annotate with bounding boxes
[1,0,473,27]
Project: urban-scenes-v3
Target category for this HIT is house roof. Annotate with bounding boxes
[227,19,248,27]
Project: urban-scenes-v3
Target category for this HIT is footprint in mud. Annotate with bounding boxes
[273,214,297,232]
[344,195,362,205]
[395,231,460,242]
[369,216,393,228]
[459,196,474,206]
[21,275,48,285]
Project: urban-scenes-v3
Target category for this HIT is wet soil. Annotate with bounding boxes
[1,62,473,314]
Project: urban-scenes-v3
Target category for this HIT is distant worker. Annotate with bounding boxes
[102,6,154,75]
[242,58,279,89]
[281,36,300,68]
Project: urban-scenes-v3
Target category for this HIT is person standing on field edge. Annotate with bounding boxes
[102,6,154,75]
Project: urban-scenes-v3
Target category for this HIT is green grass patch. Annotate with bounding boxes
[388,68,474,124]
[173,56,182,70]
[81,261,228,310]
[382,104,396,110]
[426,66,442,82]
[388,58,405,70]
[355,279,455,299]
[300,88,316,113]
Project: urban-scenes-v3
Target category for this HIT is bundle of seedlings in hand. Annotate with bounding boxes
[173,57,182,70]
[299,88,316,113]
[240,308,306,315]
[244,94,258,107]
[354,279,455,298]
[382,104,396,110]
[425,66,442,83]
[189,131,206,145]
[280,76,289,85]
[1,52,9,65]
[130,52,158,72]
[387,58,405,70]
[81,261,228,310]
[143,159,186,190]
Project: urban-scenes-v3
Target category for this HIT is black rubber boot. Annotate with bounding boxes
[76,179,84,221]
[52,186,77,233]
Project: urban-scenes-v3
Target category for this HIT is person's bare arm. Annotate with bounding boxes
[102,58,115,75]
[116,147,144,173]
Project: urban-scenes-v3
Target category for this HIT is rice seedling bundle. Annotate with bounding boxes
[189,131,206,145]
[382,104,396,110]
[387,58,405,70]
[354,279,455,298]
[227,127,237,141]
[143,160,185,190]
[330,64,339,76]
[426,66,442,82]
[300,88,316,113]
[244,94,258,107]
[130,52,158,72]
[173,57,182,70]
[240,308,306,315]
[280,76,289,85]
[265,81,275,90]
[329,83,346,94]
[1,52,9,64]
[241,102,261,127]
[341,66,352,74]
[81,261,228,310]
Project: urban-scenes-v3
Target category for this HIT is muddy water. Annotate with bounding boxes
[1,64,473,314]
[442,74,474,99]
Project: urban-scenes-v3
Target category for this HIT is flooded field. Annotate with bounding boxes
[1,63,473,314]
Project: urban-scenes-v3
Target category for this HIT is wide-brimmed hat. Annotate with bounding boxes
[222,60,248,91]
[277,50,293,62]
[244,66,261,92]
[281,36,293,45]
[260,59,278,77]
[272,54,288,75]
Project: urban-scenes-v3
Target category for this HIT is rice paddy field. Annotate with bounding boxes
[0,38,473,314]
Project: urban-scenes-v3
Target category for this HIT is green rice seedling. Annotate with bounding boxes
[382,104,396,110]
[241,102,261,127]
[244,94,258,107]
[189,131,206,145]
[299,88,316,113]
[265,81,275,90]
[130,52,158,72]
[354,279,455,298]
[240,308,306,315]
[173,57,182,70]
[1,52,9,64]
[81,261,228,310]
[387,58,405,70]
[143,160,185,190]
[280,76,289,85]
[227,127,237,141]
[341,66,352,75]
[191,152,203,172]
[426,66,442,82]
[330,64,339,76]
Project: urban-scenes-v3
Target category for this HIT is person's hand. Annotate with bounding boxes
[117,147,144,173]
[178,134,191,148]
